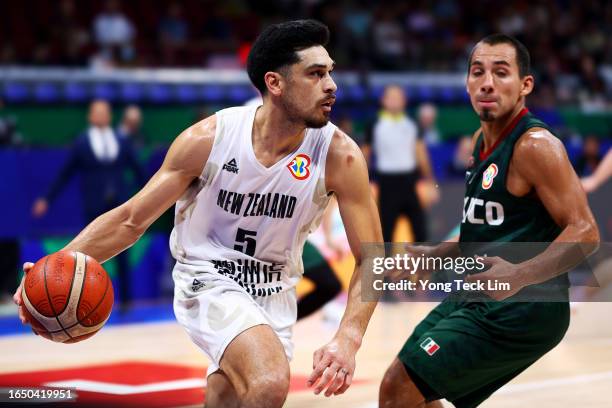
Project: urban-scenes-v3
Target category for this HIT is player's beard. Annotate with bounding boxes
[480,109,495,122]
[281,94,328,129]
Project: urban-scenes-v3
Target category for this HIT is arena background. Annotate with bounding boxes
[0,1,611,407]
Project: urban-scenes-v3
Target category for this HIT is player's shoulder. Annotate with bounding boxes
[327,127,363,165]
[180,114,217,146]
[325,127,367,191]
[166,114,217,176]
[514,127,566,162]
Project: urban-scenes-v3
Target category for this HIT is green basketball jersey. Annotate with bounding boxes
[460,108,561,243]
[459,108,569,293]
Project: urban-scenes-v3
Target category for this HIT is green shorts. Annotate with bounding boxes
[398,297,570,408]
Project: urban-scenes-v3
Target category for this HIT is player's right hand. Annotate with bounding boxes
[13,262,38,334]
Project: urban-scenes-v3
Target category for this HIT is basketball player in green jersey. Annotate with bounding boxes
[379,34,600,408]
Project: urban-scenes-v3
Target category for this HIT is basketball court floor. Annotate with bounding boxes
[1,300,611,407]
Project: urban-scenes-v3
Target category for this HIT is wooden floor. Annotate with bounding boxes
[1,301,611,407]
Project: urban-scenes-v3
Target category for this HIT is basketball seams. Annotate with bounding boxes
[21,288,63,332]
[77,265,110,327]
[44,252,74,341]
[54,251,78,316]
[55,254,113,339]
[60,256,111,331]
[45,316,110,336]
[58,252,87,329]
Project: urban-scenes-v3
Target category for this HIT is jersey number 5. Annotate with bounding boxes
[234,228,257,256]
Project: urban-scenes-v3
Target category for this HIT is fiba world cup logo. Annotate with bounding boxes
[287,154,311,180]
[482,163,498,190]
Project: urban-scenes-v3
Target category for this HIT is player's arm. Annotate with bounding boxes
[468,129,600,298]
[514,130,599,279]
[582,148,612,193]
[15,116,216,322]
[308,129,383,396]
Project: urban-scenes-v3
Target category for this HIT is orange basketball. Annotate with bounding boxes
[21,250,114,343]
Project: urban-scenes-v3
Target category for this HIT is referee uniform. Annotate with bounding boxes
[367,111,427,243]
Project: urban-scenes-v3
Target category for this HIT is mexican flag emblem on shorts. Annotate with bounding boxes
[420,337,440,356]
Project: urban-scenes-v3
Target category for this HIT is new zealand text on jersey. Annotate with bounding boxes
[216,189,297,219]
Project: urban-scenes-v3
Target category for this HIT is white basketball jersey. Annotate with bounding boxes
[170,105,335,297]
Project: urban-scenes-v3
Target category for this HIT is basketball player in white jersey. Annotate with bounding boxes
[14,20,383,407]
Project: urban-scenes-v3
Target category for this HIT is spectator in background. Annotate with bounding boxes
[417,103,441,145]
[118,105,147,148]
[32,99,145,312]
[363,85,438,243]
[158,2,189,66]
[93,0,135,66]
[0,99,20,309]
[369,6,407,70]
[53,0,89,66]
[578,55,608,113]
[575,135,602,176]
[0,99,21,146]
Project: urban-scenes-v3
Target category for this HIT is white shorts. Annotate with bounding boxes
[172,263,297,376]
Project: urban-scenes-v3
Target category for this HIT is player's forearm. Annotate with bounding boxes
[63,204,145,263]
[516,222,600,286]
[335,263,377,347]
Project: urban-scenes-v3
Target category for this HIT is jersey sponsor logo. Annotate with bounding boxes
[211,259,284,297]
[481,163,498,190]
[287,154,311,180]
[420,337,440,356]
[463,196,504,226]
[216,189,297,219]
[223,158,239,174]
[191,278,206,292]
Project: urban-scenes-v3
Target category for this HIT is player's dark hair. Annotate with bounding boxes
[247,19,330,94]
[469,34,531,78]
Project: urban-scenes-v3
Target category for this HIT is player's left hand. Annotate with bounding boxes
[307,335,358,397]
[465,256,525,300]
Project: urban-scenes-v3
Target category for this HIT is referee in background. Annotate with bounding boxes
[363,85,438,243]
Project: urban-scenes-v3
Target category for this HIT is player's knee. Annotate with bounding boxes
[379,359,412,401]
[243,372,289,408]
[380,363,401,397]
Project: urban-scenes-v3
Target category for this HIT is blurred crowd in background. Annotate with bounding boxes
[0,0,611,107]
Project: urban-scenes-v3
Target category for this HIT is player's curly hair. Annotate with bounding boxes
[247,20,330,94]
